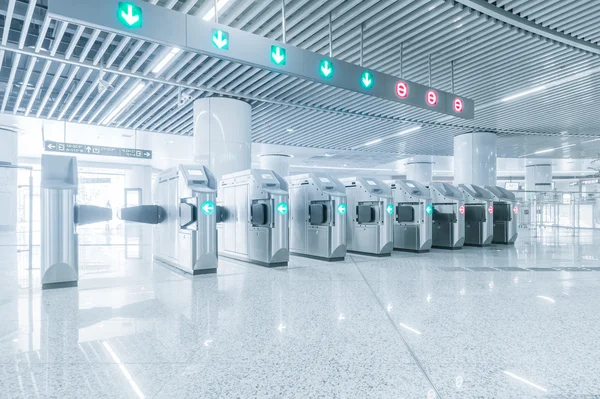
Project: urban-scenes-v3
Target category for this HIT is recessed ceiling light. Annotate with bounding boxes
[286,128,295,133]
[500,85,547,102]
[365,138,382,146]
[152,47,181,74]
[203,0,231,21]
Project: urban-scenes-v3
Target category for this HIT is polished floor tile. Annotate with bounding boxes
[1,228,600,398]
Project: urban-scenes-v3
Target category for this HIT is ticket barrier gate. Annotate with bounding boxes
[485,185,519,244]
[390,180,433,253]
[428,182,465,250]
[288,173,347,261]
[119,165,218,275]
[340,177,393,257]
[218,169,289,267]
[40,155,112,289]
[458,184,494,246]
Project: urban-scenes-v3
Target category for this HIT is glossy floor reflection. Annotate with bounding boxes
[1,227,599,398]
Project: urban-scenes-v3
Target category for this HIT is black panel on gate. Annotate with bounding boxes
[432,210,457,223]
[357,205,375,223]
[251,203,268,225]
[493,202,511,222]
[465,205,486,222]
[396,205,415,222]
[309,204,327,225]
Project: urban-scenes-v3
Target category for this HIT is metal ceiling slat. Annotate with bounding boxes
[24,59,50,116]
[1,53,20,112]
[12,55,35,113]
[17,0,36,49]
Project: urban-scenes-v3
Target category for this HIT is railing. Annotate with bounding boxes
[510,190,598,232]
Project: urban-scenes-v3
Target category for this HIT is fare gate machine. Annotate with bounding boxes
[217,169,289,267]
[119,165,218,275]
[288,173,347,261]
[40,155,112,289]
[340,177,393,257]
[428,182,466,250]
[458,184,495,246]
[485,185,519,244]
[391,180,433,253]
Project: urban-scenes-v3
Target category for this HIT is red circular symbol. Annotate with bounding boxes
[395,82,408,98]
[513,206,519,214]
[459,205,465,215]
[488,205,494,214]
[426,90,438,106]
[454,98,464,113]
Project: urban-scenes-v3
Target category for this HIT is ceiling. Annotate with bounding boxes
[1,0,600,158]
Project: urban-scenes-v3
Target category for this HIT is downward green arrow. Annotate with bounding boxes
[212,29,229,50]
[361,71,373,89]
[320,60,333,78]
[271,46,286,65]
[117,2,142,28]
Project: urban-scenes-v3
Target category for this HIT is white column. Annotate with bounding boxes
[193,98,252,180]
[405,155,433,183]
[453,132,497,186]
[258,154,291,177]
[0,128,18,232]
[525,163,552,200]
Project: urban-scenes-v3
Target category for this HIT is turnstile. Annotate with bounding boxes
[391,180,433,253]
[458,184,494,246]
[485,185,519,244]
[218,169,289,267]
[119,165,218,275]
[40,155,112,289]
[428,182,465,249]
[340,177,393,257]
[288,173,347,261]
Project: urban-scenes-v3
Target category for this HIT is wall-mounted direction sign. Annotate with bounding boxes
[45,141,152,159]
[48,0,475,119]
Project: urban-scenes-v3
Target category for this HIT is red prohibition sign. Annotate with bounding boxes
[459,205,465,215]
[513,206,519,214]
[396,81,409,98]
[426,90,438,106]
[488,205,494,214]
[454,98,464,113]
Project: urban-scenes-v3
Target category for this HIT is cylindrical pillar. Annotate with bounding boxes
[405,155,433,183]
[453,132,497,186]
[0,127,18,232]
[258,154,291,177]
[193,98,252,181]
[525,163,552,201]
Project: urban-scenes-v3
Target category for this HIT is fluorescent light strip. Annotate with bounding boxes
[290,164,398,172]
[534,148,555,155]
[500,85,547,102]
[203,0,231,21]
[399,323,422,335]
[536,296,555,303]
[152,48,180,74]
[582,138,600,143]
[103,342,145,399]
[101,83,146,126]
[365,138,382,146]
[522,143,576,157]
[503,371,548,392]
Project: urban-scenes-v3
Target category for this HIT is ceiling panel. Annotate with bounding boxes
[1,0,600,158]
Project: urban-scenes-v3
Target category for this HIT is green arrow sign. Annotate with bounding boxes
[386,204,394,214]
[277,202,288,215]
[201,201,215,215]
[337,203,347,215]
[212,29,229,50]
[426,205,434,215]
[361,71,373,89]
[319,60,333,78]
[271,45,286,65]
[117,2,142,28]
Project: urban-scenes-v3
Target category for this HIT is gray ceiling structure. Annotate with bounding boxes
[1,0,600,158]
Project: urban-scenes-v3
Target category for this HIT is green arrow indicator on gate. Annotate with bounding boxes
[426,205,434,215]
[277,202,288,215]
[386,204,394,214]
[320,60,334,78]
[361,71,373,89]
[212,29,229,50]
[337,203,347,215]
[201,201,215,215]
[117,2,142,28]
[271,45,286,65]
